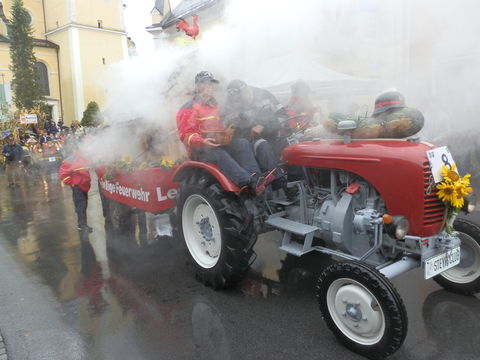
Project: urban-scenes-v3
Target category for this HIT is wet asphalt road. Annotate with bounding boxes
[0,169,480,360]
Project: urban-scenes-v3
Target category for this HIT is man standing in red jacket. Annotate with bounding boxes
[176,71,274,194]
[59,153,92,232]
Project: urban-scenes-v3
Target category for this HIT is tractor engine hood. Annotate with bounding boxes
[282,139,445,236]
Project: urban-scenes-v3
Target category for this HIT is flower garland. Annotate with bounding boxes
[436,163,473,234]
[103,154,181,182]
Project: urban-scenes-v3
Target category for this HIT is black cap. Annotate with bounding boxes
[195,71,219,84]
[227,79,247,94]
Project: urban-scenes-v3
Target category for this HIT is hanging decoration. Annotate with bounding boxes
[176,14,199,40]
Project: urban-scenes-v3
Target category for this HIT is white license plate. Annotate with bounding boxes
[48,157,56,162]
[424,246,461,279]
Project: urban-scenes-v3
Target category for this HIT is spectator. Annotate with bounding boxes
[2,136,24,187]
[59,153,93,232]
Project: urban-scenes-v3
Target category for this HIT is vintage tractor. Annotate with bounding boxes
[171,121,480,359]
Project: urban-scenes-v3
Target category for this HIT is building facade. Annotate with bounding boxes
[0,0,128,125]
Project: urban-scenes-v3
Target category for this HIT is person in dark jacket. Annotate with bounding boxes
[222,79,287,189]
[2,136,23,187]
[176,71,274,195]
[59,153,92,232]
[284,80,318,133]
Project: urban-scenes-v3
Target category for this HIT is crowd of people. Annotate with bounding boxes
[1,120,87,186]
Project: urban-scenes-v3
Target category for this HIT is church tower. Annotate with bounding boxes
[42,0,128,123]
[0,0,128,124]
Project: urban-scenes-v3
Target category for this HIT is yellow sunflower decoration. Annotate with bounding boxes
[436,163,473,234]
[160,156,175,169]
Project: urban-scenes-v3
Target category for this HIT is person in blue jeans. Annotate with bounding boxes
[2,136,23,187]
[177,71,275,195]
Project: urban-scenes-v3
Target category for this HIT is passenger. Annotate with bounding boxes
[176,71,274,195]
[284,80,318,133]
[222,79,286,189]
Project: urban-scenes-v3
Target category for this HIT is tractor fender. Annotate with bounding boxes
[172,161,243,195]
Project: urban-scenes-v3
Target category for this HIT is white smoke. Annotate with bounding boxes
[80,0,480,167]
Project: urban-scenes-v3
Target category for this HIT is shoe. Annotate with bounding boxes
[254,168,277,196]
[14,183,20,187]
[77,225,93,233]
[8,183,14,188]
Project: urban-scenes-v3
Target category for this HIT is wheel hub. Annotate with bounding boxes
[182,195,222,268]
[197,217,214,242]
[327,280,385,344]
[345,302,363,322]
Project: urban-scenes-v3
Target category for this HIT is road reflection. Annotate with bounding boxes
[2,172,480,359]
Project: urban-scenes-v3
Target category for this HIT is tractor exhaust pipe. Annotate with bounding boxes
[378,257,419,279]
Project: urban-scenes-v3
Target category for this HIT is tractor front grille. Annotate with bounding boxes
[423,161,445,226]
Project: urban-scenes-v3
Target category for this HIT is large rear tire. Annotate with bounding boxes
[316,261,408,360]
[433,218,480,295]
[177,173,256,289]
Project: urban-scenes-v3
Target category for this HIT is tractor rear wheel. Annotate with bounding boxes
[434,218,480,295]
[316,261,408,360]
[177,173,256,289]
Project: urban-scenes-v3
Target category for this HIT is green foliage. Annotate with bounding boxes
[81,101,103,127]
[8,0,42,110]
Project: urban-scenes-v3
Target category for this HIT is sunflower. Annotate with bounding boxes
[120,154,132,164]
[160,156,174,168]
[451,190,465,209]
[437,181,456,204]
[440,163,460,182]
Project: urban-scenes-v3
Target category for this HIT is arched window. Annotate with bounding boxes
[35,62,50,96]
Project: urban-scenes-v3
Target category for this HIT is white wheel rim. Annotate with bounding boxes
[327,278,385,345]
[441,232,480,283]
[182,194,222,269]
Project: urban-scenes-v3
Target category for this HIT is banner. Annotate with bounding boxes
[20,114,38,124]
[96,167,179,213]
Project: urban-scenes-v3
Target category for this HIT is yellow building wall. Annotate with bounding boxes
[0,42,12,85]
[46,29,75,123]
[3,0,46,39]
[75,0,124,30]
[43,0,69,32]
[78,30,127,111]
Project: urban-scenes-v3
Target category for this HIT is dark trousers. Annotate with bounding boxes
[253,138,287,190]
[253,139,277,173]
[191,138,260,186]
[72,186,88,227]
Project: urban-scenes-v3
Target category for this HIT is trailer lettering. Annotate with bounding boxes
[156,187,177,202]
[99,179,150,202]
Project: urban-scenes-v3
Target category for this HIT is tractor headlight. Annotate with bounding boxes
[462,195,476,214]
[385,216,409,239]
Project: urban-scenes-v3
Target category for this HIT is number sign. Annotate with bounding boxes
[426,146,457,183]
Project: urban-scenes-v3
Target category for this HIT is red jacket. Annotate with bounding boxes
[59,155,91,192]
[176,97,224,155]
[285,96,315,130]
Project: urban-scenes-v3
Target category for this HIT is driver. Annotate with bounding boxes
[176,71,274,195]
[283,80,319,134]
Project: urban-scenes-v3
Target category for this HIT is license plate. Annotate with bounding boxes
[48,157,56,162]
[424,246,461,279]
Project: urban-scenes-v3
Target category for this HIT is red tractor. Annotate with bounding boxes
[169,121,480,359]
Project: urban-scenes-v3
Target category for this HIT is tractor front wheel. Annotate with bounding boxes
[316,261,408,360]
[434,218,480,295]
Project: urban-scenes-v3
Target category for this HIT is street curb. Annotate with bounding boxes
[0,331,8,360]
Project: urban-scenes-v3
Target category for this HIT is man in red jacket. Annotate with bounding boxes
[177,71,274,194]
[59,153,92,232]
